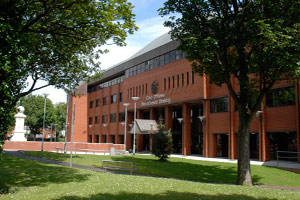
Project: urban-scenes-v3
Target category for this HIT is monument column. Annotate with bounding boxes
[11,106,27,141]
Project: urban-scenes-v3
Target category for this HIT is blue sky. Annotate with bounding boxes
[30,0,171,104]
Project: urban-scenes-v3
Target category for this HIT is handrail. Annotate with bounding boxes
[55,147,125,155]
[276,151,300,167]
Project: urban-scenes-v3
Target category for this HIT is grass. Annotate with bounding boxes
[24,151,300,187]
[1,154,300,200]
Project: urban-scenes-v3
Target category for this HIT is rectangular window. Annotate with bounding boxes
[266,86,295,107]
[187,72,189,85]
[164,78,166,90]
[146,84,148,94]
[133,87,135,97]
[165,52,170,64]
[119,92,123,102]
[127,89,129,99]
[110,113,116,123]
[192,71,195,84]
[173,76,175,88]
[102,115,108,124]
[130,88,132,98]
[89,101,94,108]
[142,85,144,96]
[111,94,117,104]
[136,86,138,96]
[160,55,165,66]
[111,135,115,144]
[103,97,108,106]
[182,73,184,86]
[177,75,180,88]
[168,77,170,89]
[139,85,141,96]
[95,116,100,124]
[119,112,125,122]
[88,117,93,125]
[210,97,229,113]
[95,99,99,107]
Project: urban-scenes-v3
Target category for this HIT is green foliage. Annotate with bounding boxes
[0,0,137,154]
[19,95,56,137]
[152,123,173,161]
[159,0,300,113]
[160,0,300,185]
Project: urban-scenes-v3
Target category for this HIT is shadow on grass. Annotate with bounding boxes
[25,151,81,161]
[109,156,262,184]
[0,155,90,193]
[52,191,278,200]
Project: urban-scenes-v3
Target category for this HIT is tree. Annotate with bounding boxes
[159,0,300,185]
[20,95,56,140]
[152,122,173,162]
[54,102,67,140]
[0,0,137,154]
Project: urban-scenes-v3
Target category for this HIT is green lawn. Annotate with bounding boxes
[24,151,300,187]
[1,154,300,200]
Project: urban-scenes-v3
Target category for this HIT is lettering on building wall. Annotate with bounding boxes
[141,94,171,107]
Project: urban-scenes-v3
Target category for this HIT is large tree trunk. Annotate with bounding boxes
[237,111,253,186]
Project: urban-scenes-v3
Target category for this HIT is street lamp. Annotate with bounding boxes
[132,97,139,154]
[123,103,130,152]
[41,93,49,151]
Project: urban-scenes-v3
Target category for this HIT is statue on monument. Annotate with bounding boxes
[10,106,27,141]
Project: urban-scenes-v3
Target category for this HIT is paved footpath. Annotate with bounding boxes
[4,150,300,192]
[4,150,106,173]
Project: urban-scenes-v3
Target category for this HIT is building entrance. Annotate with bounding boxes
[172,107,182,154]
[216,134,228,157]
[268,132,297,161]
[143,134,150,151]
[250,133,259,159]
[191,105,203,155]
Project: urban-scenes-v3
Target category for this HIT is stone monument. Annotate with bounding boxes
[10,106,27,141]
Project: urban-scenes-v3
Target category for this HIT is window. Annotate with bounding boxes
[173,76,175,88]
[187,72,189,85]
[266,86,295,107]
[164,78,166,90]
[142,85,144,96]
[146,84,148,94]
[102,115,108,124]
[177,75,180,88]
[210,97,229,113]
[95,99,99,107]
[111,135,115,144]
[130,88,132,98]
[119,92,123,102]
[139,85,141,96]
[95,116,100,124]
[119,112,125,122]
[110,113,116,123]
[136,86,138,96]
[182,73,184,86]
[103,97,108,106]
[111,94,117,104]
[192,71,195,84]
[168,77,170,89]
[89,101,94,108]
[88,117,93,125]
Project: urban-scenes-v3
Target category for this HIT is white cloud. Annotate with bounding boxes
[98,16,170,70]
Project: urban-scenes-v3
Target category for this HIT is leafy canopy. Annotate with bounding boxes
[0,0,137,154]
[159,0,300,114]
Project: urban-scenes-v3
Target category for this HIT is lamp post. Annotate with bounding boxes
[123,103,130,152]
[132,97,139,154]
[54,124,57,142]
[41,93,49,151]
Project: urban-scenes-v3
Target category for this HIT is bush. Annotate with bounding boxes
[152,123,172,161]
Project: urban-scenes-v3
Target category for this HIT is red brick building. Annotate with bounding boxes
[67,33,300,162]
